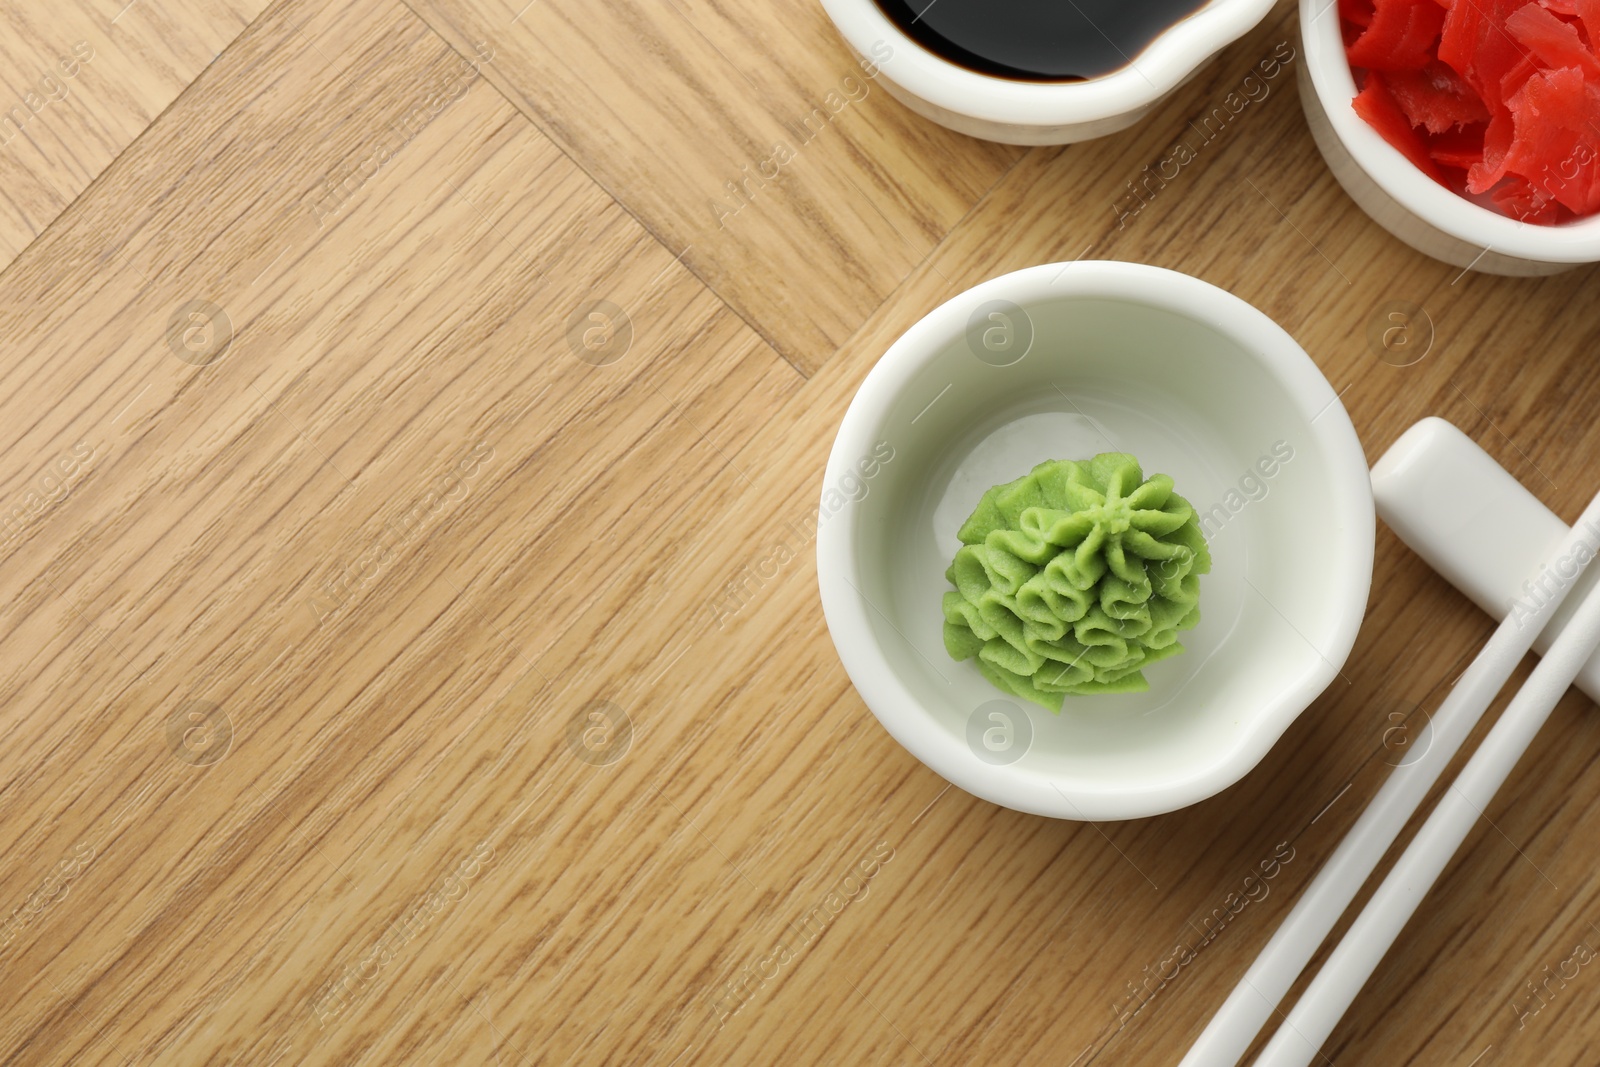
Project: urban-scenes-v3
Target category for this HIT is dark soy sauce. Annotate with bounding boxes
[871,0,1212,82]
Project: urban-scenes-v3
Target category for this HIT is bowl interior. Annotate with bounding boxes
[833,277,1371,816]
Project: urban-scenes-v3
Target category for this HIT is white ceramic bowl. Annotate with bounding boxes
[1300,0,1600,274]
[820,0,1278,144]
[816,262,1374,821]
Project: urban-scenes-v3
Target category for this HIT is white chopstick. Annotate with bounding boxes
[1252,541,1600,1066]
[1182,489,1600,1067]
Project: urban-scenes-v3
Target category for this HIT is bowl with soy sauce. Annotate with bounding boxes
[822,0,1278,144]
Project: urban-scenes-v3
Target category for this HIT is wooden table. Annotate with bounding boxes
[2,0,1598,1062]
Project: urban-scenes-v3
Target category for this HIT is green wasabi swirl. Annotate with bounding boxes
[941,453,1210,710]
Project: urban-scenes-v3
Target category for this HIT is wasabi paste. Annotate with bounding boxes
[942,453,1210,710]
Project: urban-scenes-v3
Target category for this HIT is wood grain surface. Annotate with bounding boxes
[1,0,1599,1063]
[0,0,270,268]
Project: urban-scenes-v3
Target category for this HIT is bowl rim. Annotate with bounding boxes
[820,0,1278,127]
[815,261,1375,821]
[1300,0,1600,261]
